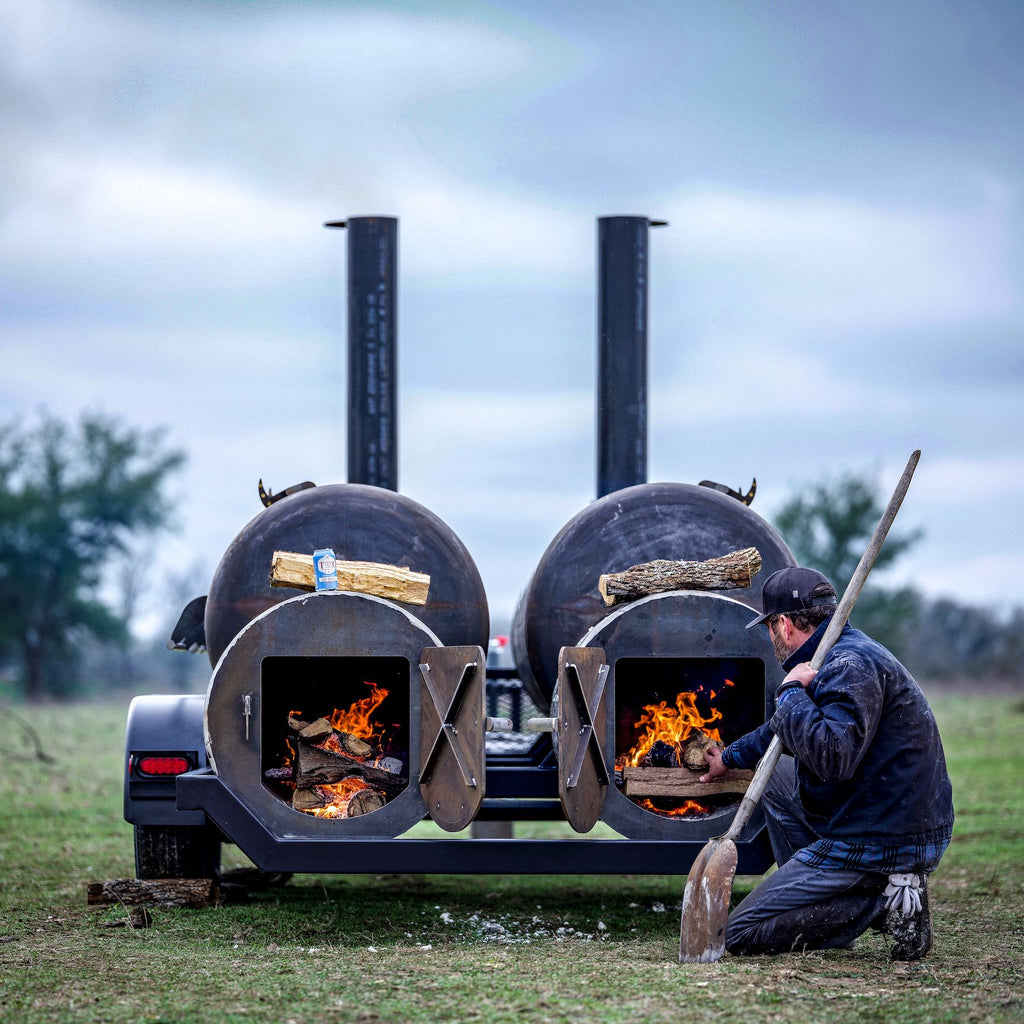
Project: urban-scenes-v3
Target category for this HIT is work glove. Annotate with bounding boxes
[883,873,923,917]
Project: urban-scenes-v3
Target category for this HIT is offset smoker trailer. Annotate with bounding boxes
[125,215,787,880]
[127,583,780,879]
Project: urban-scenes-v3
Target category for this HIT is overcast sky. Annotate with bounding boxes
[2,0,1022,636]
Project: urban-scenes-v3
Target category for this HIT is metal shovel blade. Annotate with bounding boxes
[679,837,739,963]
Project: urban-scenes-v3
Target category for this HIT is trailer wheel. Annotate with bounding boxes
[134,824,221,879]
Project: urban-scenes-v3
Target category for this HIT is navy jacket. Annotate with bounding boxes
[722,619,954,846]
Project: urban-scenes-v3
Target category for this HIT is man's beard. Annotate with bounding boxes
[771,629,791,665]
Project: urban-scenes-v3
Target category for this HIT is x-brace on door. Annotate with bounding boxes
[555,646,610,833]
[418,646,487,832]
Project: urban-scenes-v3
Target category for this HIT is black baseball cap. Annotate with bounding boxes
[745,567,837,629]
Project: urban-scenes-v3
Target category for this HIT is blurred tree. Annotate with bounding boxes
[905,598,1024,681]
[772,472,923,656]
[0,412,184,701]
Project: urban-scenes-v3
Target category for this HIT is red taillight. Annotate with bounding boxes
[136,755,191,776]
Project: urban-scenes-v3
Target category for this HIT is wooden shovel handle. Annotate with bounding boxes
[722,450,922,843]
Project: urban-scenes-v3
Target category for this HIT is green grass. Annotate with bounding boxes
[1,693,1022,1023]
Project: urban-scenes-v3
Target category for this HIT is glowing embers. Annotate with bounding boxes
[261,656,409,819]
[614,657,765,819]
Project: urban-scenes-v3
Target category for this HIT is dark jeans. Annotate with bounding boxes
[726,756,886,955]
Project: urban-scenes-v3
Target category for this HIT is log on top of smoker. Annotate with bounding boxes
[86,878,218,908]
[598,547,762,606]
[269,551,430,605]
[294,741,406,793]
[622,766,754,798]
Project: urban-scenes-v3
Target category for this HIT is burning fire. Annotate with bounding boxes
[303,777,371,818]
[618,680,736,819]
[616,685,730,770]
[639,798,708,817]
[278,681,400,817]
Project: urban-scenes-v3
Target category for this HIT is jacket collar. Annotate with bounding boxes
[782,616,845,672]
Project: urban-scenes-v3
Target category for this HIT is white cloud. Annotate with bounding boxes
[905,552,1024,607]
[912,454,1024,505]
[659,184,1017,330]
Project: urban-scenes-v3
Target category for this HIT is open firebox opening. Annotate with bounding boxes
[261,656,410,819]
[614,657,765,819]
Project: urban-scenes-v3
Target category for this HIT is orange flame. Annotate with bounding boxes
[639,798,709,817]
[617,690,723,769]
[303,777,371,818]
[329,681,389,740]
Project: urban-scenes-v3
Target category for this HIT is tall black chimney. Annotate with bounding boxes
[596,215,665,498]
[326,216,399,492]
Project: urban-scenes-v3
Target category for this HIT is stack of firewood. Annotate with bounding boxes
[265,714,407,817]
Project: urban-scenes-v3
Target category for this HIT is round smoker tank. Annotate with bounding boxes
[205,483,489,665]
[570,590,784,841]
[511,482,795,707]
[205,591,437,839]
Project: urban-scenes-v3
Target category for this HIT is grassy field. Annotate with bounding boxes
[1,691,1022,1024]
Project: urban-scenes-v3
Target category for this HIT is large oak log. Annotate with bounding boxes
[86,878,218,907]
[622,766,754,799]
[598,547,762,606]
[270,551,430,605]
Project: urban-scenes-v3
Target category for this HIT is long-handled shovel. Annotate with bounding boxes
[679,449,922,963]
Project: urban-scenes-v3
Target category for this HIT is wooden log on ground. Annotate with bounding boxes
[270,551,430,605]
[598,547,762,606]
[622,766,754,799]
[86,878,218,908]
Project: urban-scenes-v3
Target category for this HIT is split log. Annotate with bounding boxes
[346,789,385,817]
[297,717,334,744]
[270,551,430,606]
[682,732,720,771]
[622,766,754,799]
[292,787,327,812]
[86,878,218,908]
[290,717,375,758]
[334,732,373,758]
[598,547,762,606]
[295,742,406,793]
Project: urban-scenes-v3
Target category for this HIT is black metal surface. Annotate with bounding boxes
[340,216,398,491]
[510,481,795,706]
[177,768,775,875]
[204,482,489,666]
[597,216,664,499]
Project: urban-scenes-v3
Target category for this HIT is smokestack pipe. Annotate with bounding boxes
[596,215,666,499]
[326,216,399,492]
